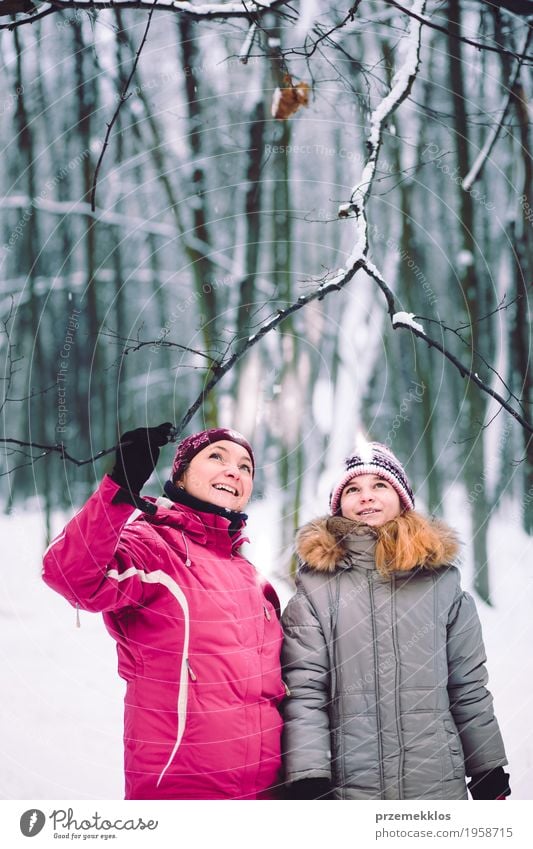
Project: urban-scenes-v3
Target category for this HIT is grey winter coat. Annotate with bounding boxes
[281,512,508,800]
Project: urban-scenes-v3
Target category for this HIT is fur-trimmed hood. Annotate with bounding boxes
[295,511,459,576]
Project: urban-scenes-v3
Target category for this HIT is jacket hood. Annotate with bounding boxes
[295,511,459,576]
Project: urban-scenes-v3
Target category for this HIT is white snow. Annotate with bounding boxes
[239,23,257,63]
[0,510,124,799]
[271,87,282,119]
[2,493,532,799]
[338,202,354,217]
[311,379,334,433]
[457,249,474,268]
[392,311,425,333]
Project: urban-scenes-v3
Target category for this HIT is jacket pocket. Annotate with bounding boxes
[443,718,465,780]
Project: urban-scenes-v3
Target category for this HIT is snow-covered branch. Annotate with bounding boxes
[338,0,426,264]
[0,0,294,30]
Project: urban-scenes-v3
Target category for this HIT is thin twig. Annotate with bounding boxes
[99,328,221,364]
[90,2,156,212]
[391,317,533,433]
[462,28,533,190]
[385,0,533,63]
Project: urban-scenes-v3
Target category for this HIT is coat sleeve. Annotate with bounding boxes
[281,576,333,783]
[42,475,151,613]
[446,588,508,776]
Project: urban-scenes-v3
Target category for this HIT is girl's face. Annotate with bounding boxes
[178,440,254,511]
[340,473,402,527]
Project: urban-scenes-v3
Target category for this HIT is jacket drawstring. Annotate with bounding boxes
[181,532,191,567]
[75,603,81,628]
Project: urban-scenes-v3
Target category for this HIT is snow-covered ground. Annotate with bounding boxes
[1,494,531,799]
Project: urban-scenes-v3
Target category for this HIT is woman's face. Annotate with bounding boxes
[340,473,402,527]
[178,440,254,511]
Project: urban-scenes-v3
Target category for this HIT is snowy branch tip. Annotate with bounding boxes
[392,312,425,334]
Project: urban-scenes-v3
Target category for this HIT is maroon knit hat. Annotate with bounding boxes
[171,428,255,481]
[329,442,414,515]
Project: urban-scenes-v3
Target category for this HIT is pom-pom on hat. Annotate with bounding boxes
[172,428,255,482]
[329,442,414,515]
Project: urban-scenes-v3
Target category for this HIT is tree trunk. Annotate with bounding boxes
[510,78,533,533]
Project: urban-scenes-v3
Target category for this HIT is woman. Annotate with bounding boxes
[43,424,284,800]
[282,442,510,800]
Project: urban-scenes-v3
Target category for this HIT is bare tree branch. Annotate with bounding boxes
[385,0,533,63]
[99,328,221,364]
[0,297,20,418]
[239,21,258,63]
[91,2,156,211]
[462,28,533,190]
[281,3,362,60]
[416,294,527,408]
[391,315,533,433]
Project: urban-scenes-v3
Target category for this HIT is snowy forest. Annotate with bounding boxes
[1,0,533,800]
[2,0,531,599]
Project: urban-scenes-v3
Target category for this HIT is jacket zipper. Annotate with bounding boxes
[368,574,386,798]
[390,575,405,799]
[186,659,197,681]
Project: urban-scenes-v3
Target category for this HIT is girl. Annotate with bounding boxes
[281,442,510,800]
[43,424,284,799]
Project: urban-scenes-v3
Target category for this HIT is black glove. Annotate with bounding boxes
[283,778,334,800]
[110,422,175,494]
[468,767,511,800]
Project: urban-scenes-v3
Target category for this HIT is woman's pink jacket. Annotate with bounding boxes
[42,475,284,799]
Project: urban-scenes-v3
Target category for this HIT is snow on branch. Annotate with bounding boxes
[239,22,258,64]
[334,0,427,273]
[0,0,294,30]
[392,311,425,334]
